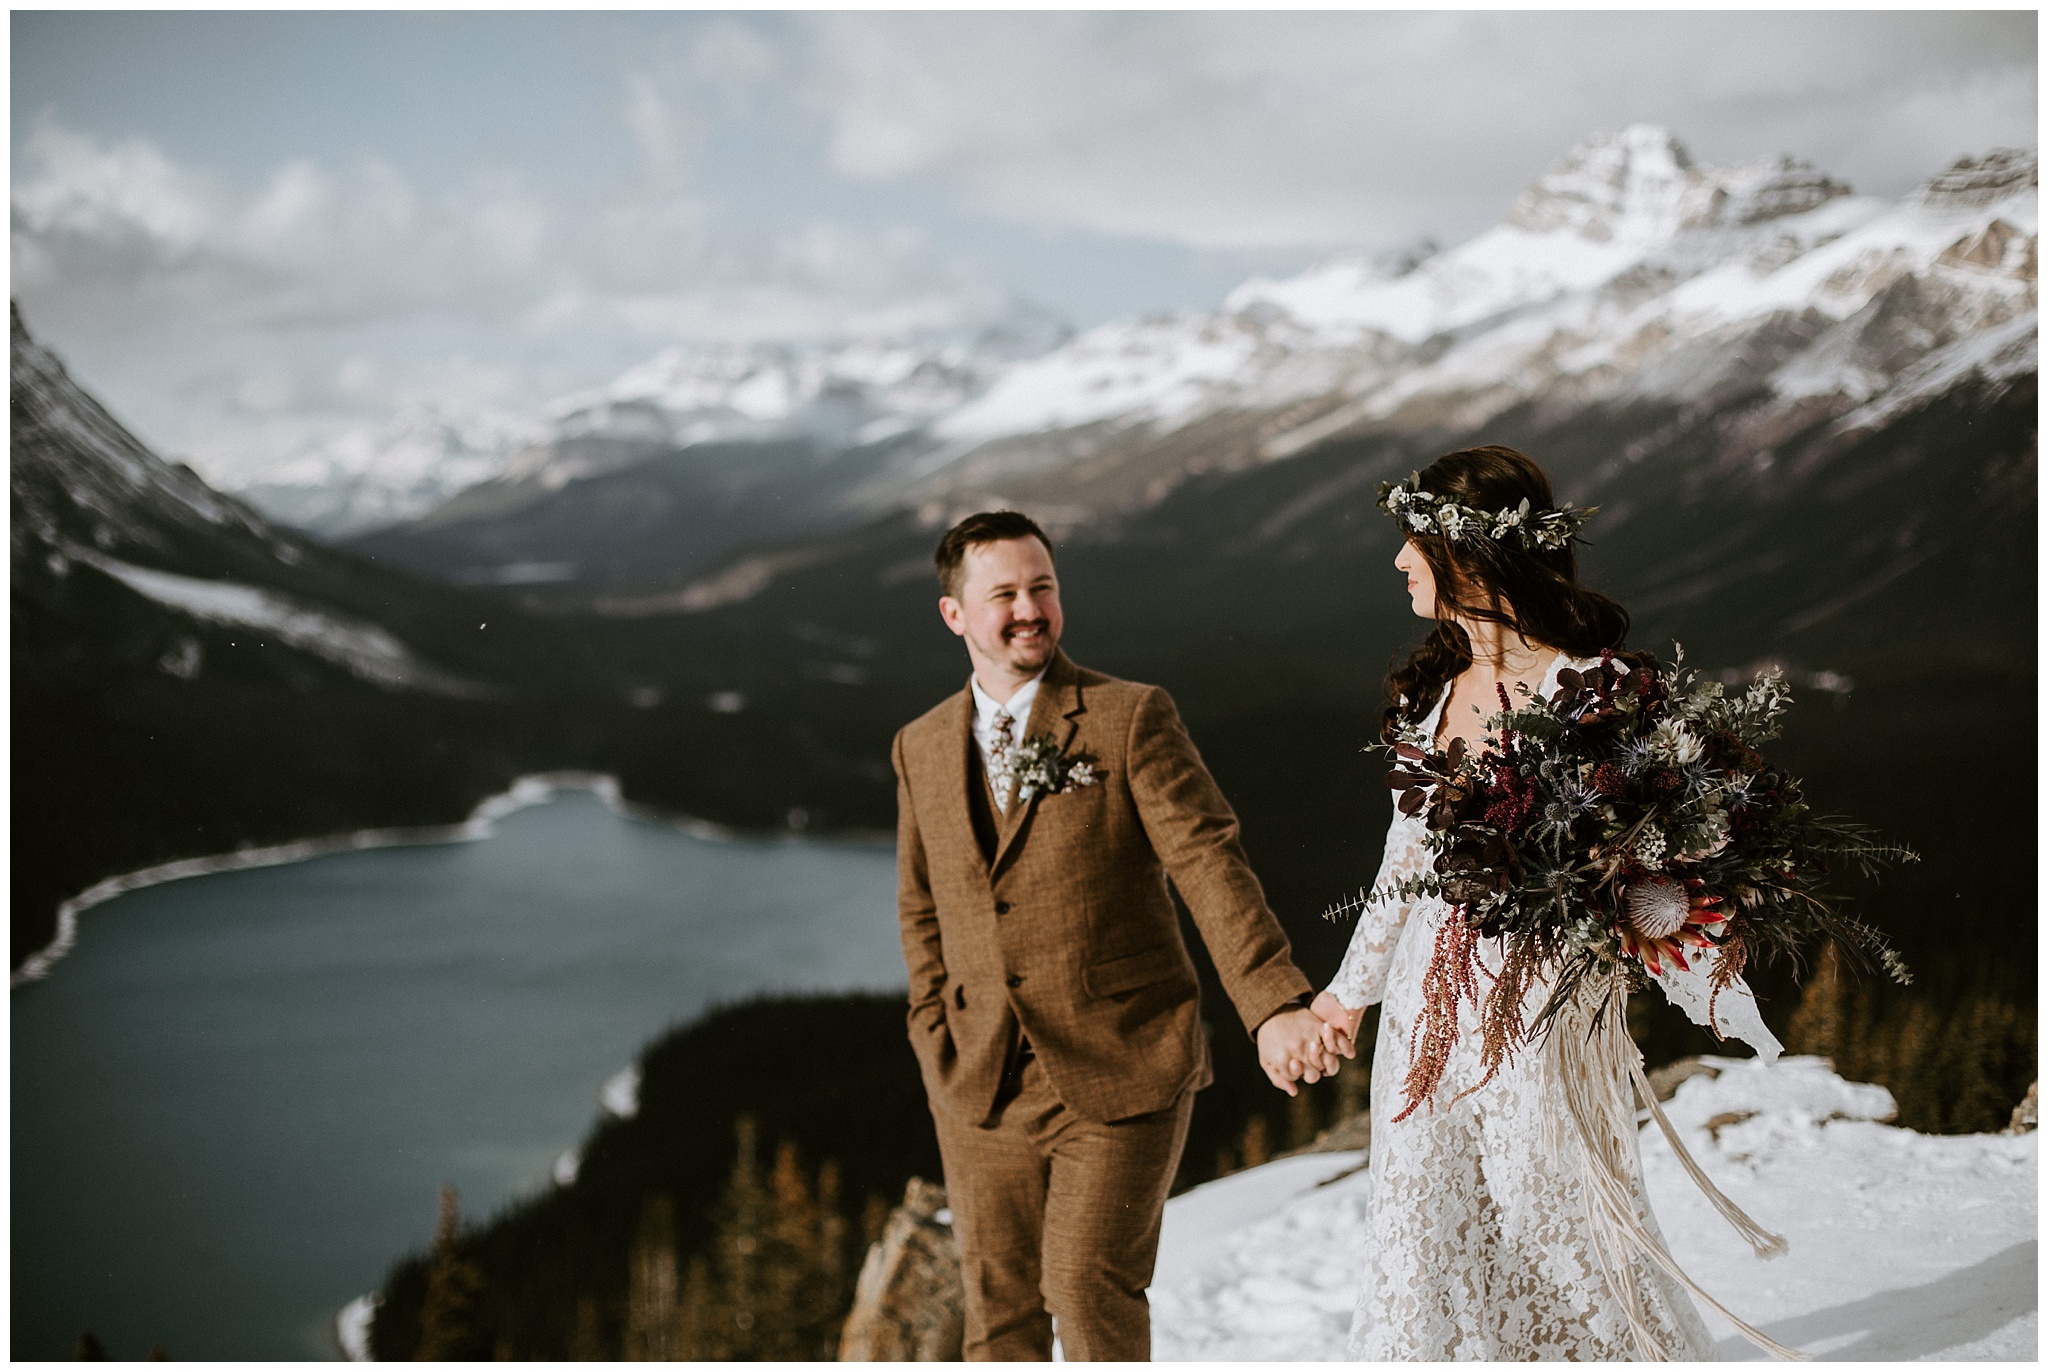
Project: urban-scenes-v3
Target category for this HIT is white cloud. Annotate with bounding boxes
[615,17,787,191]
[619,71,693,194]
[10,10,2029,510]
[12,112,550,328]
[1838,65,2039,194]
[798,11,2037,250]
[13,103,998,349]
[10,104,1009,499]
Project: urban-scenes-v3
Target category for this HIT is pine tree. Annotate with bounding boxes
[673,1122,863,1360]
[1288,1084,1323,1150]
[674,1254,718,1359]
[1239,1114,1272,1170]
[809,1159,854,1356]
[625,1193,679,1360]
[415,1186,493,1360]
[1885,998,1943,1130]
[1786,942,1849,1066]
[1932,994,2029,1134]
[570,1296,609,1362]
[706,1114,773,1358]
[1837,982,1880,1085]
[756,1140,819,1358]
[663,1122,872,1359]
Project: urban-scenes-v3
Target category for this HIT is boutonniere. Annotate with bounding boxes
[1010,732,1101,803]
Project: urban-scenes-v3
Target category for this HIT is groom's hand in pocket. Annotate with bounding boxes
[1257,1007,1338,1095]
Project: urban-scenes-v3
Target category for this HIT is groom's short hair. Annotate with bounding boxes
[934,510,1056,599]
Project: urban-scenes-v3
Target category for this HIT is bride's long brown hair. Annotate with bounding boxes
[1382,445,1632,742]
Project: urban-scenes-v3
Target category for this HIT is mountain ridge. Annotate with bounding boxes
[245,299,1072,538]
[335,127,2033,591]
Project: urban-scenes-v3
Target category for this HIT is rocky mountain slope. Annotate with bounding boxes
[21,124,2033,1073]
[12,303,523,695]
[879,127,2034,520]
[252,302,1069,544]
[342,127,2032,603]
[235,409,528,541]
[502,126,2032,1081]
[12,305,549,965]
[285,131,2046,1085]
[10,309,951,971]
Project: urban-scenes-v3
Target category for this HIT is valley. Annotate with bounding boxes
[12,124,2034,1359]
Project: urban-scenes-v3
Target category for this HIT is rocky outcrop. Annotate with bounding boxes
[837,1178,964,1361]
[1917,148,2038,209]
[2005,1081,2037,1134]
[1646,1056,1724,1102]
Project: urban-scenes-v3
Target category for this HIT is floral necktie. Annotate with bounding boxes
[989,709,1016,813]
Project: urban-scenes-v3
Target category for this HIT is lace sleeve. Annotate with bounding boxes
[1326,810,1428,1010]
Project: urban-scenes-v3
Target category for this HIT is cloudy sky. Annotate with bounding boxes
[11,9,2036,490]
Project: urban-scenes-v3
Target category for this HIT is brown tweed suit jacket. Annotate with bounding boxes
[893,650,1312,1125]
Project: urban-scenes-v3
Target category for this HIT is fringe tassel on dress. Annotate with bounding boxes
[1545,973,1811,1362]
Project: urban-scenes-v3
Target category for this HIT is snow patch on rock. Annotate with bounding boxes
[601,1065,642,1120]
[69,548,480,696]
[335,1293,377,1362]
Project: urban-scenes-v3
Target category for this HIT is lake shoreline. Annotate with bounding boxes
[14,791,909,1359]
[11,770,891,988]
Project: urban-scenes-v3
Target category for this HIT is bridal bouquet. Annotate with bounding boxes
[1343,647,1913,1115]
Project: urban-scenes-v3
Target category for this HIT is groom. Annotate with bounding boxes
[892,510,1335,1360]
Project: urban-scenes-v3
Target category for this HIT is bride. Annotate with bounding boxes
[1309,445,1724,1360]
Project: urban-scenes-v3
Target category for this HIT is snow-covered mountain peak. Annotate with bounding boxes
[889,131,2033,501]
[1216,133,1860,352]
[934,309,1283,441]
[246,129,2032,540]
[1506,126,1854,247]
[1914,147,2038,211]
[542,299,1073,453]
[1504,123,1702,244]
[232,406,537,537]
[1685,155,1853,230]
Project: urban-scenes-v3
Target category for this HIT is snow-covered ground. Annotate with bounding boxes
[1151,1056,2037,1361]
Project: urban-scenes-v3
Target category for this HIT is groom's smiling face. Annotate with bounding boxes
[939,536,1064,685]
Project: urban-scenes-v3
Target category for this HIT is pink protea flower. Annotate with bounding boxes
[1617,876,1726,974]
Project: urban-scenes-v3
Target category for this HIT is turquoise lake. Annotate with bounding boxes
[11,784,906,1360]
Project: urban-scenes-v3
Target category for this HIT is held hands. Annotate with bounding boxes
[1256,1006,1342,1096]
[1310,991,1366,1060]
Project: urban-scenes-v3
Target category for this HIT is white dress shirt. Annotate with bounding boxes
[969,670,1045,813]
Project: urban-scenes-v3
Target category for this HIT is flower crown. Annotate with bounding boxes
[1375,472,1596,552]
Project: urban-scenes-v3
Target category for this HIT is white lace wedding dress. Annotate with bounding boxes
[1328,660,1720,1361]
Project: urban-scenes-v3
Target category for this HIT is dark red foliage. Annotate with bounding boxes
[1708,729,1766,775]
[1483,768,1536,831]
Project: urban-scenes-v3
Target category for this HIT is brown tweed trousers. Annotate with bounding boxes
[893,650,1312,1358]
